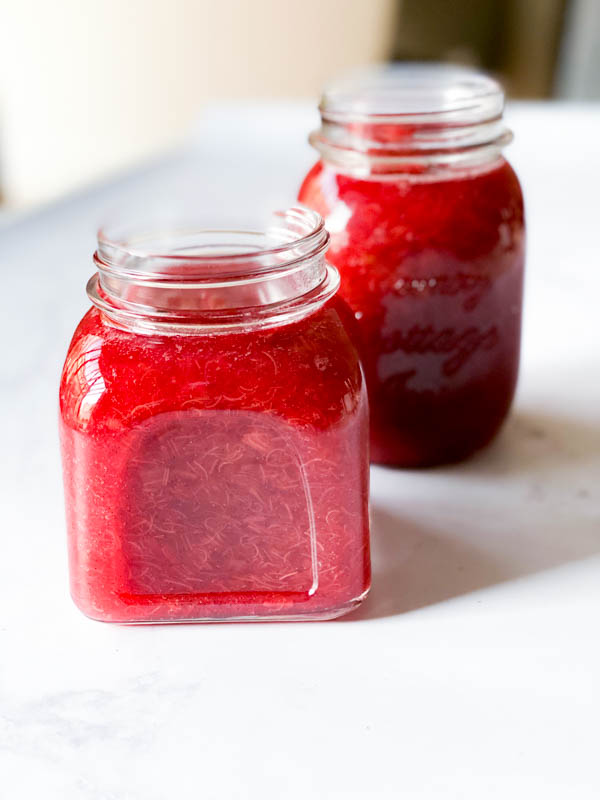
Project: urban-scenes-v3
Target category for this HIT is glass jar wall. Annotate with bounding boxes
[59,207,370,622]
[299,64,525,467]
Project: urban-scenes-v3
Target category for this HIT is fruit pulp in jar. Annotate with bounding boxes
[59,301,370,622]
[298,157,525,466]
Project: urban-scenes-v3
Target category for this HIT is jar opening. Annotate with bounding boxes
[89,206,339,334]
[320,62,504,125]
[96,206,328,279]
[311,63,512,172]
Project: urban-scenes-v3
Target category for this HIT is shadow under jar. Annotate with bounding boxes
[299,64,526,467]
[59,207,370,623]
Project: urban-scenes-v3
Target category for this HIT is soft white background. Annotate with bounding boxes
[0,102,599,798]
[0,0,395,207]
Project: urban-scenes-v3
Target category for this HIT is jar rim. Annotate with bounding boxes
[319,62,504,127]
[96,205,329,281]
[89,206,338,334]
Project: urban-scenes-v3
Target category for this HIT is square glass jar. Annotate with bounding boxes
[59,207,371,622]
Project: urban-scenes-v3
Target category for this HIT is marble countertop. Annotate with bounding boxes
[1,102,599,799]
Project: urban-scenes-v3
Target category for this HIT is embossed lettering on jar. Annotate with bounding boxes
[299,64,526,466]
[59,207,370,623]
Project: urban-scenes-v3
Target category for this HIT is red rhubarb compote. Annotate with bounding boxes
[299,65,526,466]
[59,209,370,622]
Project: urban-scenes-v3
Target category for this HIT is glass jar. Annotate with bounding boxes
[298,64,526,467]
[59,207,370,623]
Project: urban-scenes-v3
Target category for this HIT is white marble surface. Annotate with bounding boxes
[1,102,599,799]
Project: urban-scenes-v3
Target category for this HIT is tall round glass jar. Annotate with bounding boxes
[59,207,370,623]
[299,64,526,467]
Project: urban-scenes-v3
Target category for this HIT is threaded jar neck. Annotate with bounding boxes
[88,206,339,334]
[310,63,513,174]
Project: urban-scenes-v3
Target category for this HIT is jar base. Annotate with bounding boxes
[370,420,509,468]
[71,586,371,625]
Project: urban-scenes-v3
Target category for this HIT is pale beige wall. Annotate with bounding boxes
[0,0,396,207]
